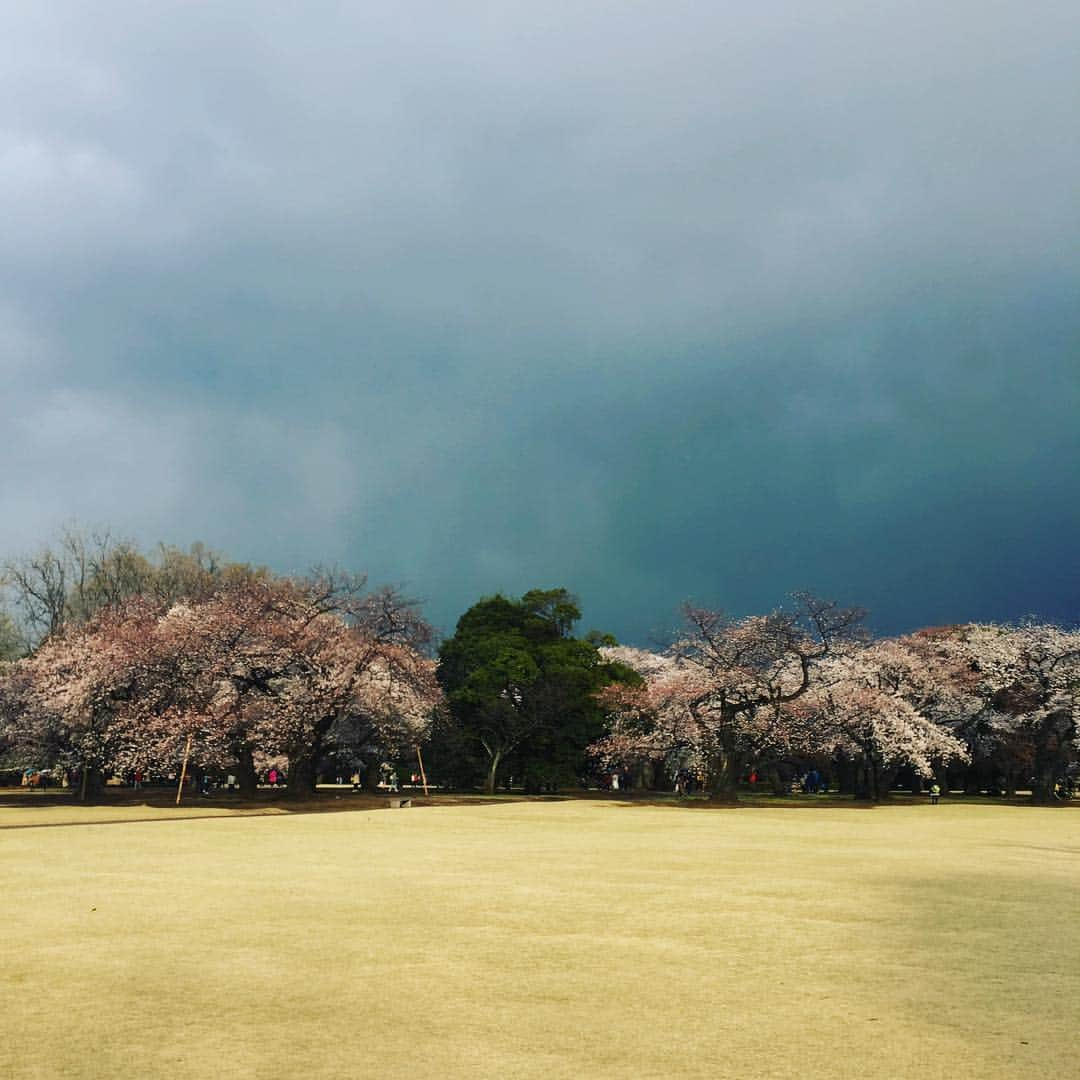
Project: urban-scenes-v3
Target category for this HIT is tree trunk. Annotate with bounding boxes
[361,755,382,792]
[284,754,318,799]
[77,764,105,803]
[235,747,258,798]
[853,758,873,801]
[962,765,982,795]
[765,764,787,796]
[283,721,332,801]
[484,750,502,796]
[877,767,899,801]
[837,758,857,796]
[708,747,743,803]
[1030,764,1057,804]
[638,760,657,791]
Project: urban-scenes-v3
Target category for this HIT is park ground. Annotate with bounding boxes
[1,795,1077,1079]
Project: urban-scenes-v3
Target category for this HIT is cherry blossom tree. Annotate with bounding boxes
[592,652,711,785]
[5,574,442,801]
[954,622,1080,802]
[890,626,1010,794]
[593,596,866,800]
[796,640,969,800]
[105,591,271,793]
[0,658,35,767]
[13,602,161,798]
[113,577,441,798]
[243,602,441,796]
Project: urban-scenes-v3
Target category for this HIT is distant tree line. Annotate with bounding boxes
[1,527,1077,803]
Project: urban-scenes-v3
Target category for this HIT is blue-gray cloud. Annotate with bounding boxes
[2,0,1078,641]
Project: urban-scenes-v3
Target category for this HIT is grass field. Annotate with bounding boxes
[1,797,1077,1079]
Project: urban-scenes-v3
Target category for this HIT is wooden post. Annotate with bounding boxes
[415,745,430,798]
[176,734,193,806]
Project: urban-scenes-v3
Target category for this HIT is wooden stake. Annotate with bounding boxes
[415,745,430,797]
[176,734,193,806]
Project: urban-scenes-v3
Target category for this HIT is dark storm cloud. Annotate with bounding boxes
[2,0,1078,640]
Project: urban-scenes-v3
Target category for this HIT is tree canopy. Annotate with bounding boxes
[435,589,638,793]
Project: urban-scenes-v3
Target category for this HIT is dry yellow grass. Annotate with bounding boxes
[1,798,1077,1079]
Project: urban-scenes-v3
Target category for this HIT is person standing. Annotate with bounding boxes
[930,782,941,806]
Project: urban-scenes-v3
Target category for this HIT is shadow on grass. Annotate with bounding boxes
[605,792,1055,811]
[0,787,1058,829]
[0,788,536,830]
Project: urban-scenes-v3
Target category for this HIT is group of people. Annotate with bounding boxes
[118,768,286,794]
[345,769,398,791]
[673,770,705,795]
[21,767,56,789]
[743,769,829,794]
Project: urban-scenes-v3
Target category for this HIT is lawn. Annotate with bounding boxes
[1,797,1077,1079]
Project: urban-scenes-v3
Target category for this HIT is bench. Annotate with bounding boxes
[387,797,412,809]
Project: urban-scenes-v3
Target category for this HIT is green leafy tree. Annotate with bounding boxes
[436,589,637,794]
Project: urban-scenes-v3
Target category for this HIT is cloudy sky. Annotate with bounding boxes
[2,0,1078,642]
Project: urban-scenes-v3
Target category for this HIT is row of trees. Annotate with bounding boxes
[0,533,439,799]
[2,530,1077,803]
[594,608,1080,803]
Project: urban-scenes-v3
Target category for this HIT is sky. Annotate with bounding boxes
[2,0,1078,644]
